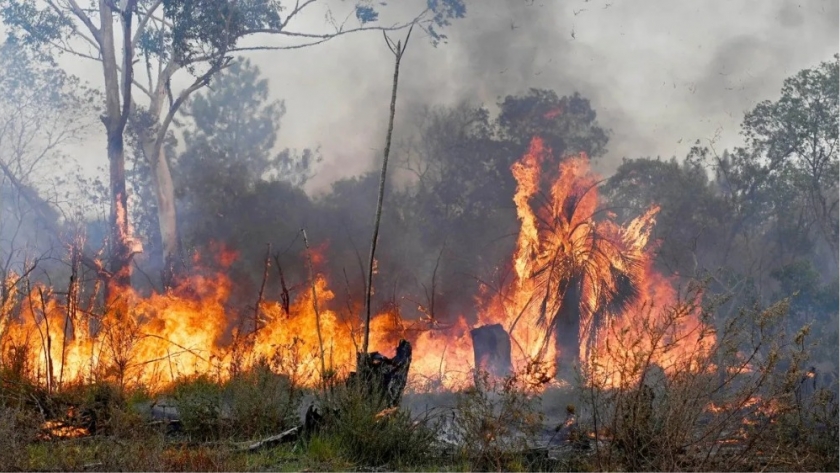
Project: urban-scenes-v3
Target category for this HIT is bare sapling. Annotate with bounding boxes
[362,24,414,359]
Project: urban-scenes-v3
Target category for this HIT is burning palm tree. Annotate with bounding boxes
[507,137,658,379]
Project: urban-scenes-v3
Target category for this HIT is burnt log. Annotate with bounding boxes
[471,324,513,378]
[350,339,412,408]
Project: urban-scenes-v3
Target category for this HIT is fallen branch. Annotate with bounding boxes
[241,426,300,452]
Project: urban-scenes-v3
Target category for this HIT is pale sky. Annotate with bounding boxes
[53,0,839,194]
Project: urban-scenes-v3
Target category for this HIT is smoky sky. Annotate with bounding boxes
[50,0,839,193]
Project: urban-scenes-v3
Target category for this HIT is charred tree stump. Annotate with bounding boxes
[351,339,412,408]
[303,404,325,438]
[471,324,513,378]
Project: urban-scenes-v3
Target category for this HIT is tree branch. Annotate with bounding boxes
[131,0,164,51]
[149,58,230,170]
[63,0,103,45]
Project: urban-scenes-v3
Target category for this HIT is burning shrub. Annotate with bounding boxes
[65,382,126,436]
[449,370,545,471]
[578,284,840,472]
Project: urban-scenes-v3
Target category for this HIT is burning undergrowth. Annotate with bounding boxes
[0,136,716,396]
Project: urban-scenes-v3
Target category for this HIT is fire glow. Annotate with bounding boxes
[0,137,714,392]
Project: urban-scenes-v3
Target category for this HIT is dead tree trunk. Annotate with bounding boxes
[555,276,583,380]
[471,324,513,378]
[232,340,415,457]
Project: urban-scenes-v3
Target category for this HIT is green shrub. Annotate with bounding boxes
[170,361,301,441]
[170,375,226,440]
[0,403,41,471]
[308,382,437,469]
[223,361,302,438]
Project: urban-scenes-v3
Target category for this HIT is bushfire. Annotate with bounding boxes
[0,137,715,393]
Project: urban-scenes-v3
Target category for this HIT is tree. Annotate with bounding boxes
[402,90,610,228]
[603,156,731,277]
[178,57,317,187]
[1,0,143,305]
[388,90,612,326]
[510,139,647,377]
[402,102,509,224]
[496,89,610,161]
[0,0,466,291]
[168,57,316,290]
[713,55,839,270]
[394,102,515,321]
[362,27,413,356]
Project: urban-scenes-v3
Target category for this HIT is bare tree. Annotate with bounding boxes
[362,25,412,357]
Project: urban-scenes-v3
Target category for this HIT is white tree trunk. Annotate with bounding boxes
[142,62,182,288]
[141,135,179,287]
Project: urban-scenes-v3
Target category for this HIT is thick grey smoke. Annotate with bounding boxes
[51,0,838,190]
[265,0,838,188]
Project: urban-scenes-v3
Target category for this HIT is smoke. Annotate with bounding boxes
[693,1,838,115]
[251,0,837,187]
[39,0,837,191]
